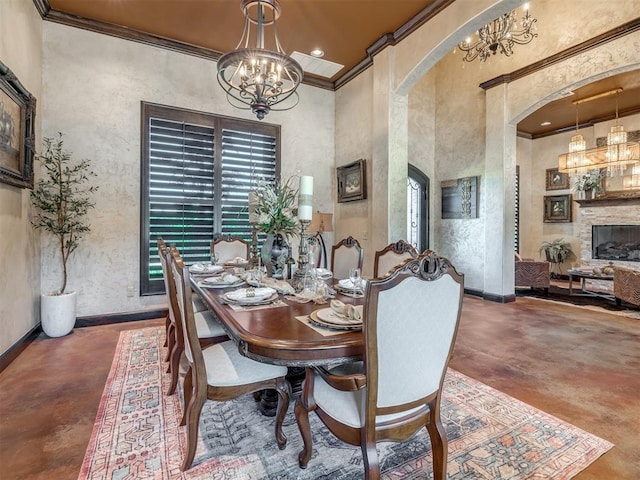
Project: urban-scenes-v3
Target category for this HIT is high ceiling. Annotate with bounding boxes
[41,0,640,138]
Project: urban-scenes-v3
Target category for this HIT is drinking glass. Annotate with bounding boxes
[349,267,361,290]
[211,251,220,265]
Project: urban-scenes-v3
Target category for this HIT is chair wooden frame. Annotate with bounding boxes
[295,251,464,480]
[159,245,228,397]
[330,236,364,279]
[373,239,419,278]
[171,250,290,471]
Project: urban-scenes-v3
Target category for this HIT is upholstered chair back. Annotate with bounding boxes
[365,251,464,409]
[331,236,364,279]
[373,240,419,278]
[212,237,250,263]
[171,249,198,366]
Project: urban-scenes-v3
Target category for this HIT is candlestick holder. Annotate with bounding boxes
[291,219,311,292]
[247,224,260,268]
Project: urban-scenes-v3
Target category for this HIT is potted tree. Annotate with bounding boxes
[538,238,574,278]
[30,133,98,337]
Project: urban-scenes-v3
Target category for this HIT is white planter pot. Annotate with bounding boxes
[41,291,77,337]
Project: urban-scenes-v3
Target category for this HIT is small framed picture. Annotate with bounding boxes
[544,194,572,223]
[337,159,367,203]
[545,168,569,191]
[0,59,36,189]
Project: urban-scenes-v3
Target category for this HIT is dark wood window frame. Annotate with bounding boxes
[140,102,280,295]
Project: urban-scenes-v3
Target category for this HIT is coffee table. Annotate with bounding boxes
[567,269,614,300]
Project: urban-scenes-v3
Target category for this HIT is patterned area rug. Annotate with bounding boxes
[78,327,613,479]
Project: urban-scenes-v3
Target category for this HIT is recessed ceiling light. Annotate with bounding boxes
[310,49,324,58]
[540,121,551,126]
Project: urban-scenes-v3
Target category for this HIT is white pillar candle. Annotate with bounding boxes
[299,176,313,196]
[298,176,314,221]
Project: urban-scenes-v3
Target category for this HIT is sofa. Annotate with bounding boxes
[614,267,640,308]
[515,256,551,295]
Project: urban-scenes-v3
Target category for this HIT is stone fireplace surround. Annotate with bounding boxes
[577,197,640,292]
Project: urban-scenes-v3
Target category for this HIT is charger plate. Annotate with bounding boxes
[316,307,362,326]
[309,309,362,331]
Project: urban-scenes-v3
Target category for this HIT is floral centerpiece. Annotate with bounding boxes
[573,169,603,194]
[252,177,299,278]
[253,177,299,237]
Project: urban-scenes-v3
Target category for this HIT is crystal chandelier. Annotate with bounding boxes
[559,107,589,175]
[457,4,537,62]
[216,0,303,120]
[558,88,639,176]
[605,92,634,177]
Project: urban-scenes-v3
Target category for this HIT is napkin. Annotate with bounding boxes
[225,256,247,265]
[190,263,223,274]
[330,300,363,321]
[337,278,367,290]
[262,277,295,295]
[225,287,276,301]
[203,273,240,285]
[313,268,333,279]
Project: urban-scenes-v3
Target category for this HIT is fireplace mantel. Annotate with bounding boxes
[576,193,640,207]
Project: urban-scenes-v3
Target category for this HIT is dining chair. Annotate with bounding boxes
[373,239,419,278]
[211,235,250,263]
[331,236,364,280]
[295,251,464,480]
[171,251,291,471]
[159,245,228,397]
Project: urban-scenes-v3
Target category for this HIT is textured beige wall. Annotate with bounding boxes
[0,0,42,355]
[41,23,335,317]
[335,0,639,292]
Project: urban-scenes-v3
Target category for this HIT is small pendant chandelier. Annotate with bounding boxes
[605,92,633,177]
[216,0,303,120]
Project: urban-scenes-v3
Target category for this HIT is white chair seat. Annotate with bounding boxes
[203,341,288,387]
[194,310,226,338]
[191,294,207,312]
[312,370,425,428]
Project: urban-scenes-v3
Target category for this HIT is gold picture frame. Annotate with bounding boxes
[545,168,569,191]
[337,159,367,203]
[543,194,572,223]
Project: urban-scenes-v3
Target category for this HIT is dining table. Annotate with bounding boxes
[190,271,365,414]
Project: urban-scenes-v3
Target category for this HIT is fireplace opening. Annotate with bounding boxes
[592,225,640,262]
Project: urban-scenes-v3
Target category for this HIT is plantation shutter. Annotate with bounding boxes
[141,103,280,295]
[220,128,277,240]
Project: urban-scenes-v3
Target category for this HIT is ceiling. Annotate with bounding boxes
[41,0,640,138]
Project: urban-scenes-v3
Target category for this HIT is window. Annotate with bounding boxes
[407,164,429,253]
[140,103,280,295]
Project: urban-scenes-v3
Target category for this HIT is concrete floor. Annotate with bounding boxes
[1,296,638,479]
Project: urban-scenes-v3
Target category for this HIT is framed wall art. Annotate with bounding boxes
[0,59,36,189]
[337,159,367,203]
[441,176,479,219]
[545,168,569,190]
[543,194,572,223]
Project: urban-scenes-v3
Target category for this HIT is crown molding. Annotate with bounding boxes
[34,0,454,92]
[480,17,640,91]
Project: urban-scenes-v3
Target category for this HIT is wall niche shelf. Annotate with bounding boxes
[576,193,640,207]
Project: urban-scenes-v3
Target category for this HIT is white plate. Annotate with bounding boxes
[316,307,363,325]
[222,292,279,306]
[190,264,224,274]
[224,287,276,302]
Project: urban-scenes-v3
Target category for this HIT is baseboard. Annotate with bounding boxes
[464,287,483,297]
[483,292,516,303]
[75,309,168,328]
[0,324,42,374]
